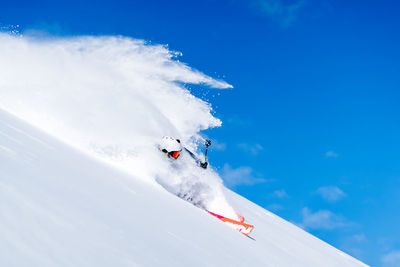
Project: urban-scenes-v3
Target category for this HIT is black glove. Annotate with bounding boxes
[200,162,208,169]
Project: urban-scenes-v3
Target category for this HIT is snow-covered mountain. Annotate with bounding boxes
[0,33,367,266]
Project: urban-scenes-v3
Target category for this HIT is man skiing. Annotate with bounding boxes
[159,136,209,169]
[158,136,254,236]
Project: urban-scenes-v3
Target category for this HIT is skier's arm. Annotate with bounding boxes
[184,147,208,169]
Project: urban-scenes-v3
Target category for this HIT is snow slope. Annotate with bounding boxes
[0,33,368,266]
[0,108,367,267]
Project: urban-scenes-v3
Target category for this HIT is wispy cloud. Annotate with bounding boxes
[221,164,266,188]
[338,233,368,260]
[298,207,349,230]
[237,143,263,155]
[237,143,264,156]
[252,0,307,27]
[316,186,346,203]
[226,115,252,127]
[271,189,289,199]
[352,233,367,243]
[211,140,227,151]
[325,150,339,158]
[382,250,400,267]
[266,203,283,212]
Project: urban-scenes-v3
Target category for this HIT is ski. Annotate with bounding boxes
[208,211,254,236]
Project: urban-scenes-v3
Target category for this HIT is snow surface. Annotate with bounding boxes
[0,33,368,266]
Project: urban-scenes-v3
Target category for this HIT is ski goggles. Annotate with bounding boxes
[168,151,181,159]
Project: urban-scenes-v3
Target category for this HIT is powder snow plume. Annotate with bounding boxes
[0,32,238,219]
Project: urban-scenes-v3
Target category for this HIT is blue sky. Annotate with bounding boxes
[1,0,400,265]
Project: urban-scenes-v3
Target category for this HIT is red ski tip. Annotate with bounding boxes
[208,211,254,236]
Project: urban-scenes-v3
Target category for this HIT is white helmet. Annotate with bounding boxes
[159,136,182,159]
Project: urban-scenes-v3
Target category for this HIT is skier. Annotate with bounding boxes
[158,136,254,235]
[159,136,209,169]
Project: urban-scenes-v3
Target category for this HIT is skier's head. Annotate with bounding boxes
[159,136,182,159]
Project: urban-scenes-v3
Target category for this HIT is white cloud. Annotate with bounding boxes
[344,247,364,261]
[352,233,367,243]
[266,203,283,212]
[271,189,289,199]
[237,143,263,155]
[221,164,266,188]
[338,234,368,260]
[253,0,307,27]
[316,186,346,203]
[212,140,227,151]
[325,150,339,158]
[382,251,400,267]
[299,207,349,230]
[226,115,252,127]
